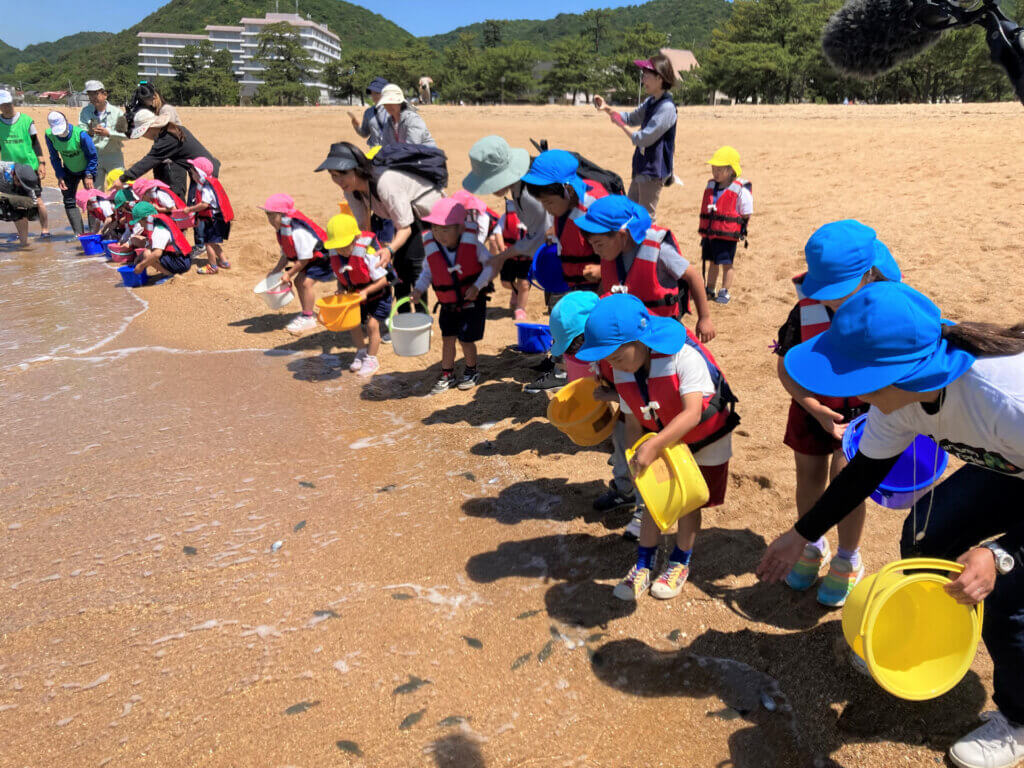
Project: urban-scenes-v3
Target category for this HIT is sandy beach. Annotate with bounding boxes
[1,103,1022,767]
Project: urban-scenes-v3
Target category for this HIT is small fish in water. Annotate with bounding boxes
[391,593,413,601]
[298,481,315,488]
[538,640,555,663]
[511,653,531,670]
[271,540,283,552]
[399,708,425,730]
[182,546,197,556]
[393,675,430,695]
[293,520,306,532]
[462,472,476,482]
[437,715,469,728]
[377,484,396,493]
[586,633,606,644]
[667,629,682,643]
[336,740,363,756]
[462,636,482,649]
[515,610,541,620]
[314,609,339,619]
[285,700,320,715]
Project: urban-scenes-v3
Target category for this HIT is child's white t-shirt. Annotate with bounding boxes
[150,189,176,209]
[94,199,114,218]
[200,182,218,212]
[616,345,733,466]
[334,247,387,282]
[713,184,753,216]
[287,226,319,261]
[859,351,1024,476]
[150,226,172,252]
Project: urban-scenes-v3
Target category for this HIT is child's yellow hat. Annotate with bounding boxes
[105,167,131,190]
[323,213,361,250]
[707,146,741,176]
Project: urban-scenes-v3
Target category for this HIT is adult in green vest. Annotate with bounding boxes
[79,80,127,184]
[0,88,51,237]
[45,111,98,236]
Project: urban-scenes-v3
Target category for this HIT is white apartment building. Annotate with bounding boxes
[137,12,341,103]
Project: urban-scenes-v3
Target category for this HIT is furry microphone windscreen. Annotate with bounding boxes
[822,0,944,77]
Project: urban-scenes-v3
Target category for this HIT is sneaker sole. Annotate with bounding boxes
[651,585,685,600]
[612,585,648,602]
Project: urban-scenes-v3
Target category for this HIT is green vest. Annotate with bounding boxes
[47,125,88,174]
[0,114,39,169]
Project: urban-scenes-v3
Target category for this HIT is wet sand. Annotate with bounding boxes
[2,104,1021,767]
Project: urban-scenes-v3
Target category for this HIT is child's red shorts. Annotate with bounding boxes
[698,461,729,508]
[783,399,843,456]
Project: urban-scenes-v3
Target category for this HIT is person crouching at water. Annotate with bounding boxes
[75,188,116,236]
[0,161,43,247]
[128,202,193,280]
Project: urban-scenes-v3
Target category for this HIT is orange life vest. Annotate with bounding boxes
[500,199,527,246]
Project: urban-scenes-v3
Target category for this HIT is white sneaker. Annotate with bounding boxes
[285,314,317,336]
[357,355,379,378]
[349,348,367,372]
[623,507,644,541]
[950,712,1024,768]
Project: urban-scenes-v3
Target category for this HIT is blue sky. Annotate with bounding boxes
[5,0,637,48]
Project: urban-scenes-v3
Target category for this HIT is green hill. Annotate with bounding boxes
[422,0,732,52]
[0,32,114,77]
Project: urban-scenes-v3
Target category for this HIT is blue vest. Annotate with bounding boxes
[631,93,676,180]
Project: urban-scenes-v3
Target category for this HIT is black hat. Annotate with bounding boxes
[315,142,361,173]
[366,77,388,95]
[14,164,40,193]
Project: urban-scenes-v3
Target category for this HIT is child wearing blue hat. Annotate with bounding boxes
[575,194,716,343]
[577,294,739,601]
[759,281,1024,768]
[774,220,901,607]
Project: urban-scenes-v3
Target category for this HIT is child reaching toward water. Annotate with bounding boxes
[128,201,193,279]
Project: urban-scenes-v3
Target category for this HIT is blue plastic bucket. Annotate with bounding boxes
[79,234,104,255]
[101,239,117,258]
[842,414,949,509]
[529,244,571,294]
[117,265,147,288]
[516,322,553,353]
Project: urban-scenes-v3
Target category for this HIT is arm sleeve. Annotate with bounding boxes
[656,240,689,281]
[30,134,43,159]
[473,244,494,290]
[355,109,371,138]
[794,452,902,541]
[619,102,645,127]
[107,107,127,140]
[511,188,552,257]
[414,260,432,294]
[630,100,676,149]
[292,228,318,261]
[81,132,99,178]
[45,136,65,179]
[403,114,435,147]
[124,134,178,180]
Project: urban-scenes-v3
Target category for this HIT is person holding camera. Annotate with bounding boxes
[79,80,127,183]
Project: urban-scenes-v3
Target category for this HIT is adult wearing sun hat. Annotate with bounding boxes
[79,80,127,183]
[756,280,1024,768]
[120,108,219,202]
[349,77,389,148]
[378,84,435,147]
[44,110,98,235]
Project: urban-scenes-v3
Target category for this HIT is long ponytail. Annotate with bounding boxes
[942,322,1024,357]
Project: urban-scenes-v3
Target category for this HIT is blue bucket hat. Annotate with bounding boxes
[576,294,686,362]
[801,220,902,301]
[366,77,388,95]
[550,292,600,357]
[574,195,651,244]
[784,281,975,396]
[520,149,586,201]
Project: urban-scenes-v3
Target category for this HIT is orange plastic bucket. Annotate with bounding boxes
[547,378,615,446]
[316,294,361,331]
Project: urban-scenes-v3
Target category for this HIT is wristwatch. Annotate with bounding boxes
[983,542,1015,575]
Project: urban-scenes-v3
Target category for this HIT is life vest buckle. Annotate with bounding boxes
[448,264,463,275]
[610,285,629,294]
[640,401,661,420]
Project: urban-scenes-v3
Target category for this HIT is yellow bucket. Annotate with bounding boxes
[546,378,616,446]
[842,558,983,701]
[626,434,709,531]
[315,294,361,332]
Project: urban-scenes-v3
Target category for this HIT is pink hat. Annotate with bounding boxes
[130,178,155,195]
[188,157,214,176]
[633,59,657,72]
[75,187,104,210]
[261,193,295,214]
[450,189,487,213]
[422,198,467,226]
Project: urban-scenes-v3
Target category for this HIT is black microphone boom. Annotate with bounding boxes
[821,0,942,77]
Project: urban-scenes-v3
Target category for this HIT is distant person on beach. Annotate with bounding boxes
[418,76,433,105]
[593,55,677,220]
[0,89,51,237]
[378,84,436,146]
[699,146,752,305]
[0,161,43,246]
[349,77,388,148]
[120,109,218,203]
[79,80,127,183]
[44,110,98,236]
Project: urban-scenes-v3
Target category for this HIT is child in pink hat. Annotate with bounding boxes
[412,197,495,394]
[185,157,233,274]
[75,187,116,235]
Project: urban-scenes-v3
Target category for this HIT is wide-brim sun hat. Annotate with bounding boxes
[550,292,601,357]
[801,219,902,301]
[450,189,488,213]
[575,294,687,362]
[187,157,214,176]
[261,193,296,214]
[129,201,158,224]
[462,135,531,196]
[130,109,170,139]
[323,213,361,250]
[422,198,466,226]
[574,195,651,243]
[521,149,586,200]
[784,281,975,397]
[378,84,405,106]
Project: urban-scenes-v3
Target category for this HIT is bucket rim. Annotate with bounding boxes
[843,414,949,493]
[391,315,433,332]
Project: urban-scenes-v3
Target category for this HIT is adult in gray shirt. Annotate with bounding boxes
[378,84,436,147]
[349,77,388,148]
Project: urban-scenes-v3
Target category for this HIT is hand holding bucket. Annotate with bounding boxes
[626,434,709,531]
[387,297,432,357]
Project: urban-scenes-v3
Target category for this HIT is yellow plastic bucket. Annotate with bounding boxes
[626,434,709,531]
[842,558,984,701]
[546,378,616,446]
[315,294,361,331]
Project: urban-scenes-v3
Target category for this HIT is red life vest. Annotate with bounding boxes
[423,225,484,306]
[613,330,738,451]
[277,211,330,263]
[331,232,386,298]
[557,180,608,286]
[500,199,527,246]
[698,179,750,242]
[599,226,683,318]
[86,198,110,222]
[147,214,192,256]
[150,187,187,210]
[195,176,234,223]
[793,273,865,414]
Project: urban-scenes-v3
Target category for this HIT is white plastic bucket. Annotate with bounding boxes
[387,297,432,357]
[254,272,294,310]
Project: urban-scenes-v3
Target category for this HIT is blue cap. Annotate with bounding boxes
[574,195,651,243]
[366,77,388,94]
[550,292,600,357]
[784,282,975,396]
[520,149,586,200]
[801,220,902,300]
[576,294,686,362]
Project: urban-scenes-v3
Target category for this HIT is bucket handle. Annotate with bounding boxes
[857,557,970,638]
[387,296,430,333]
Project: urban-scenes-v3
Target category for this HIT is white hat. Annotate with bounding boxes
[129,108,170,139]
[84,80,105,92]
[47,111,69,136]
[0,90,12,105]
[378,84,405,105]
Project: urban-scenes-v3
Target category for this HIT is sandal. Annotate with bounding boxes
[217,261,231,270]
[196,264,218,274]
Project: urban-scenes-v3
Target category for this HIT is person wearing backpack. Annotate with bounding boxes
[700,146,753,305]
[594,54,678,220]
[317,141,443,312]
[378,84,436,147]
